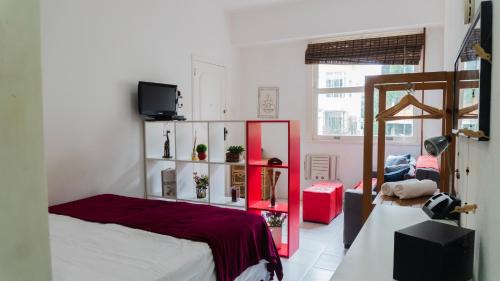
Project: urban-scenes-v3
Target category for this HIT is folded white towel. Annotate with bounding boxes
[393,179,438,199]
[381,179,418,196]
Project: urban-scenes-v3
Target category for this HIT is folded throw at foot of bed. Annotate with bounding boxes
[49,194,283,281]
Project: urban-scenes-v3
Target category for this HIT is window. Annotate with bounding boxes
[313,64,418,141]
[323,111,345,134]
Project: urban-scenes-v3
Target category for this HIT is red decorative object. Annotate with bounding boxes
[303,181,344,223]
[198,152,207,161]
[416,155,440,170]
[246,120,300,258]
[312,181,344,217]
[354,178,377,191]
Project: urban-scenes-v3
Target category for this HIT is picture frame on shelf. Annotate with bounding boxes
[231,165,246,198]
[258,87,279,118]
[161,168,176,197]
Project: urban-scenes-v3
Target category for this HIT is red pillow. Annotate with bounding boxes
[416,155,440,171]
[354,178,377,191]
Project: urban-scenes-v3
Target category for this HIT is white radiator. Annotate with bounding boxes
[304,154,337,181]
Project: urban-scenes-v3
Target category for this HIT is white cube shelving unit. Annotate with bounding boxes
[143,120,247,209]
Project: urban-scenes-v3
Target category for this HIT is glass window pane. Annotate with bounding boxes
[317,91,413,138]
[385,121,413,137]
[317,64,417,89]
[315,63,418,138]
[317,93,364,136]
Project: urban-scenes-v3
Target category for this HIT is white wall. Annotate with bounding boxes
[41,0,240,205]
[444,1,500,280]
[238,25,445,191]
[0,0,52,279]
[230,0,444,46]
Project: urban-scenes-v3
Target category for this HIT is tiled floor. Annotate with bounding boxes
[280,210,345,281]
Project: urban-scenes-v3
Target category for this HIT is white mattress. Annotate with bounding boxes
[49,214,269,281]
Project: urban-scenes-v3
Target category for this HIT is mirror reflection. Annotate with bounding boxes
[455,24,481,130]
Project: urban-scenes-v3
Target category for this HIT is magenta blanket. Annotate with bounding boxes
[49,194,283,281]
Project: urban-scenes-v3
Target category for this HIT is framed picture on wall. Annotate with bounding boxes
[258,87,279,118]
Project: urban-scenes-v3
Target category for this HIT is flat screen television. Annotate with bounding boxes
[138,81,178,119]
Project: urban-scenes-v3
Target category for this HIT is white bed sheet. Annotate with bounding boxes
[49,214,269,281]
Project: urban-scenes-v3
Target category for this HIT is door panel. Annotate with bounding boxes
[192,60,226,120]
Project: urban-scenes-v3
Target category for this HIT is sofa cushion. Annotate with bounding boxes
[385,163,411,173]
[384,167,411,182]
[386,154,411,166]
[416,155,439,170]
[354,178,378,191]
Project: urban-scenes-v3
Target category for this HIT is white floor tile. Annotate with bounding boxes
[313,253,343,271]
[301,267,335,281]
[287,248,321,267]
[280,202,345,281]
[281,260,309,281]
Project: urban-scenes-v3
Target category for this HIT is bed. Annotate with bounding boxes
[49,194,283,281]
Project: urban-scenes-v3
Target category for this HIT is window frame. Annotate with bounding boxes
[311,65,421,145]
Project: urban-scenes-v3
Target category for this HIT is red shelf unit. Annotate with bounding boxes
[246,120,300,258]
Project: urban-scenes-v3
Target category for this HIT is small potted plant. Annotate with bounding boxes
[226,145,245,162]
[265,212,287,250]
[196,144,207,161]
[193,172,209,199]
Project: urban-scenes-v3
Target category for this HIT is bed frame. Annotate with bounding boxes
[361,72,456,221]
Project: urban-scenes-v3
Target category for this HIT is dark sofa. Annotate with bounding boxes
[343,155,440,248]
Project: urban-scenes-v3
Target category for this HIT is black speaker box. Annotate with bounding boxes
[393,220,475,281]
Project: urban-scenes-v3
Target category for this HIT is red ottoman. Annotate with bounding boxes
[303,182,343,224]
[313,181,344,217]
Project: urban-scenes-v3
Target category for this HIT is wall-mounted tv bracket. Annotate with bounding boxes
[176,90,184,109]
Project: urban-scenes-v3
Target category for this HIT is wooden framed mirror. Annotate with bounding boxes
[453,1,492,140]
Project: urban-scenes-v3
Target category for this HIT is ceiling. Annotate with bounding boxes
[215,0,308,12]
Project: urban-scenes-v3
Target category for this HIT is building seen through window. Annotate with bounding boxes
[315,64,417,139]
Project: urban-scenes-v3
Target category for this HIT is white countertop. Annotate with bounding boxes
[331,205,430,281]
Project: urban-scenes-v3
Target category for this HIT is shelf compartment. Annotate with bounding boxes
[144,122,176,160]
[246,120,300,258]
[209,160,246,166]
[146,157,176,161]
[278,244,289,258]
[172,158,210,164]
[147,195,177,202]
[248,160,288,169]
[176,162,209,202]
[148,157,245,166]
[178,198,209,204]
[175,122,208,162]
[145,160,176,198]
[209,164,246,209]
[211,197,246,209]
[248,200,288,213]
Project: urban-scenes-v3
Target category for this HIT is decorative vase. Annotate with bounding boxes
[198,152,207,161]
[226,152,241,163]
[270,226,282,249]
[270,189,276,207]
[163,130,171,159]
[268,170,281,208]
[196,187,206,199]
[191,152,198,161]
[231,186,240,202]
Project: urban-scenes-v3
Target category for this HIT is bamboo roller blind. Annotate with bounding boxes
[305,33,425,65]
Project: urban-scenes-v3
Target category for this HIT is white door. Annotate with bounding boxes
[192,59,227,120]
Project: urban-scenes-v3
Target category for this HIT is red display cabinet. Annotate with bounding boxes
[246,120,300,258]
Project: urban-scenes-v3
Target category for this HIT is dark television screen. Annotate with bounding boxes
[138,81,177,117]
